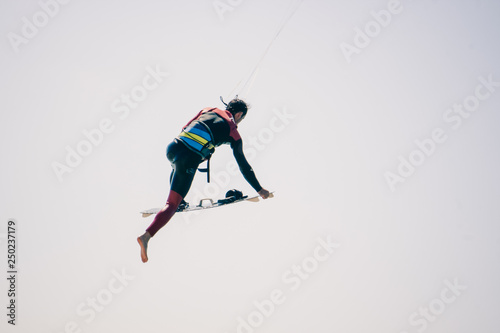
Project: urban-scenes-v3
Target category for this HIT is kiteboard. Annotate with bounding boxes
[140,190,274,218]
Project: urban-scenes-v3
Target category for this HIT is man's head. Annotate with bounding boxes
[226,97,249,124]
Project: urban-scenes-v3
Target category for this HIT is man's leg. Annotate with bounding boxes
[138,149,199,262]
[146,191,183,236]
[137,190,183,263]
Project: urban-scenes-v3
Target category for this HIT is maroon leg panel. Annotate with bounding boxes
[146,190,183,237]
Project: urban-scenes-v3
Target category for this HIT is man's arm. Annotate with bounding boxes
[232,139,270,198]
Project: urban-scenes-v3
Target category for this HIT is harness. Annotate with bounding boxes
[178,121,215,159]
[177,121,215,182]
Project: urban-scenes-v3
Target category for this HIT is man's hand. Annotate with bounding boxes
[258,188,271,199]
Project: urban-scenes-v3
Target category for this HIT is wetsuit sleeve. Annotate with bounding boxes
[231,139,262,192]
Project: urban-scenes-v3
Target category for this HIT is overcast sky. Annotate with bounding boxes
[1,0,500,332]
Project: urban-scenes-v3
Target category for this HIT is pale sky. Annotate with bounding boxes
[1,0,500,332]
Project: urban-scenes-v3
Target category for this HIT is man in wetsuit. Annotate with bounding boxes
[137,98,270,263]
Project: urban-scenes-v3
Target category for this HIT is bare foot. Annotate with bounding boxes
[137,233,151,263]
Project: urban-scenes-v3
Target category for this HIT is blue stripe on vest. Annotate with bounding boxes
[187,124,212,141]
[179,137,204,151]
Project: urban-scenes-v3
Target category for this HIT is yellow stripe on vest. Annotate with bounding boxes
[180,131,209,146]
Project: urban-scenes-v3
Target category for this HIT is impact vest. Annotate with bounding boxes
[177,107,241,160]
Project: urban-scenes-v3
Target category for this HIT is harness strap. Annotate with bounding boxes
[198,155,211,183]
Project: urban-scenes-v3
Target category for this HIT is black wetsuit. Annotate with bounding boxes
[146,107,262,236]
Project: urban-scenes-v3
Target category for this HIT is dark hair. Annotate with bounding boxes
[226,98,249,117]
